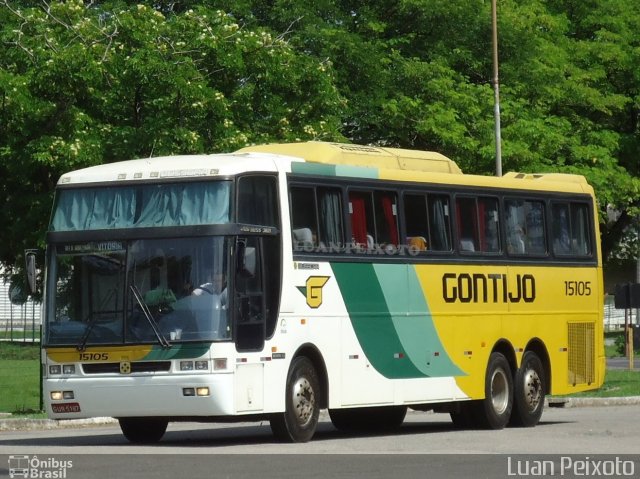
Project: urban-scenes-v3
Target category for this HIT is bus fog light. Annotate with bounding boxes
[195,361,208,371]
[180,361,194,371]
[63,365,76,375]
[196,387,210,397]
[213,358,227,370]
[183,388,195,396]
[50,391,63,401]
[62,391,75,400]
[49,365,61,375]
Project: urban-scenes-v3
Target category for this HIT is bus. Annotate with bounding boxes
[30,141,604,443]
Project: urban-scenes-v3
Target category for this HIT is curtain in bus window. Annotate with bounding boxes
[349,194,367,246]
[52,188,135,231]
[137,183,230,227]
[429,196,450,251]
[571,204,590,255]
[319,189,343,248]
[505,201,526,254]
[51,182,231,231]
[381,194,399,245]
[456,197,478,252]
[552,203,571,255]
[479,198,499,252]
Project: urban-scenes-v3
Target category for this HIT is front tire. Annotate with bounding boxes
[510,351,545,427]
[119,417,168,443]
[476,352,513,429]
[270,357,320,442]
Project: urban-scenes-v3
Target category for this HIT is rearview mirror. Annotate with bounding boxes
[25,249,38,294]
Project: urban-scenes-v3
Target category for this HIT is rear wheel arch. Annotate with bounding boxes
[524,338,551,395]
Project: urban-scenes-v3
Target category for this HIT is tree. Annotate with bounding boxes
[0,0,344,274]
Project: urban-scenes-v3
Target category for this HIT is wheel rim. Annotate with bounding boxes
[490,368,509,415]
[292,376,315,427]
[523,369,542,411]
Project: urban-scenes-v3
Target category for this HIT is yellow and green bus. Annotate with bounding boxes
[33,142,604,442]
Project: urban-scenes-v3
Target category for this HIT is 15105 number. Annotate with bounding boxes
[78,352,109,361]
[564,281,592,296]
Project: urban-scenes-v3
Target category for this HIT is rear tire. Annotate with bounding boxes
[119,417,168,443]
[476,352,513,429]
[270,357,320,442]
[510,351,545,427]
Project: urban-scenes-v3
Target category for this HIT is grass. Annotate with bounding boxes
[0,342,41,414]
[557,369,640,398]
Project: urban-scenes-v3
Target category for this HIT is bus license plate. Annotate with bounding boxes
[51,403,81,413]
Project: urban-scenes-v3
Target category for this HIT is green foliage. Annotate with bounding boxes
[1,0,639,271]
[0,0,344,270]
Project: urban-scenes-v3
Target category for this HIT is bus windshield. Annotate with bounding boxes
[46,237,231,346]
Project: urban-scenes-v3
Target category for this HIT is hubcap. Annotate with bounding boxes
[292,377,315,427]
[523,369,542,411]
[490,368,509,415]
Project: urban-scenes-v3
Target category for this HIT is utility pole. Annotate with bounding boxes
[492,0,503,177]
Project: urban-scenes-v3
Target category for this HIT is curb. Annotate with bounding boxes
[2,397,639,431]
[0,417,117,432]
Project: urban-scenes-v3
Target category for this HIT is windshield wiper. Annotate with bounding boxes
[76,317,97,351]
[130,285,171,348]
[76,287,119,351]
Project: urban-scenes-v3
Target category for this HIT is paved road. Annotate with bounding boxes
[1,406,639,479]
[607,357,637,370]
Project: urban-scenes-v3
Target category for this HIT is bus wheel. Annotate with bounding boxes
[118,417,168,443]
[510,351,545,427]
[476,352,513,429]
[270,356,320,442]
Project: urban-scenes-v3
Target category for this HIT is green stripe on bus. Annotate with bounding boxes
[373,264,464,377]
[143,343,212,360]
[291,162,378,179]
[331,263,425,379]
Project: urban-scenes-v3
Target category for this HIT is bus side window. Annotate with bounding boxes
[374,191,399,248]
[456,197,479,252]
[290,186,318,250]
[349,191,375,248]
[317,187,344,250]
[456,196,500,254]
[551,202,591,256]
[427,194,452,251]
[505,199,546,255]
[404,194,429,252]
[237,176,279,226]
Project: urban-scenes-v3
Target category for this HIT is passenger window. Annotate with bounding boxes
[505,199,546,255]
[349,190,398,250]
[237,176,279,226]
[290,187,317,249]
[455,196,500,253]
[551,202,591,256]
[290,185,344,252]
[403,193,451,252]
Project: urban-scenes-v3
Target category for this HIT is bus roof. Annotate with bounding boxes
[238,142,594,195]
[238,141,463,174]
[56,142,593,196]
